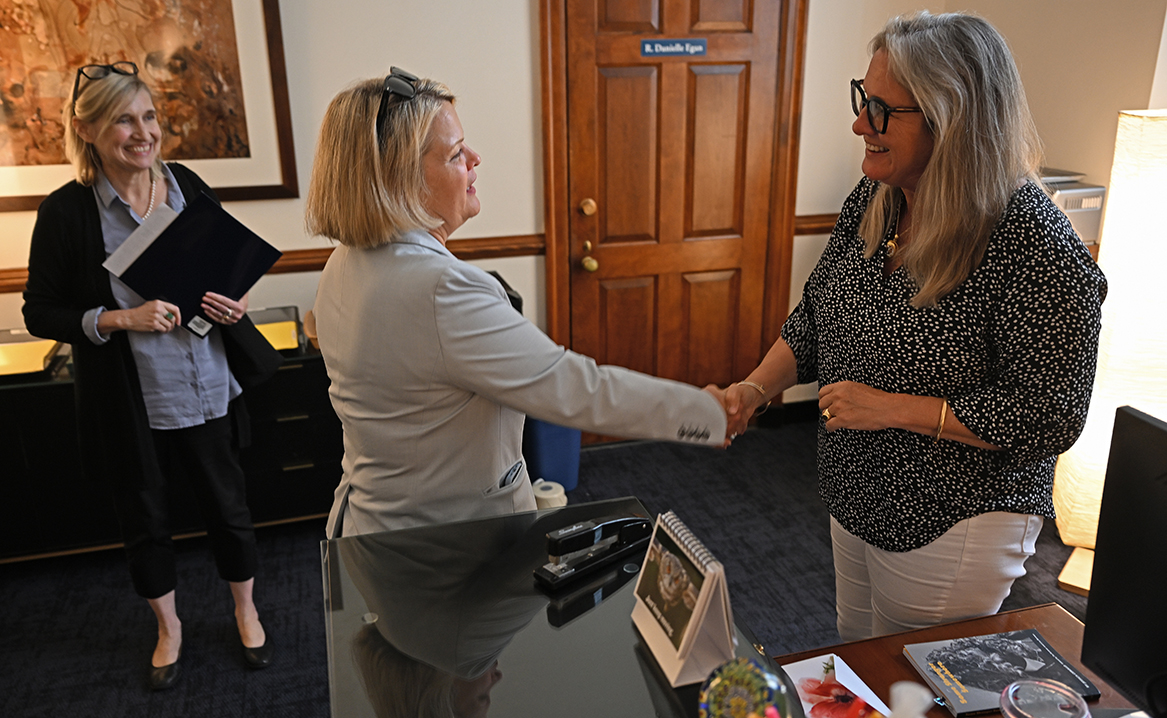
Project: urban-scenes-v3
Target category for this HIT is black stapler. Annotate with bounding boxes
[533,515,652,591]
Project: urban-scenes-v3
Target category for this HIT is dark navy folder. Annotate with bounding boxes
[116,192,282,336]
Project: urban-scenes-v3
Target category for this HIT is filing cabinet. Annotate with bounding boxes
[237,348,342,524]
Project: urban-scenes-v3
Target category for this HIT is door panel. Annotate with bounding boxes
[683,269,738,386]
[599,276,657,375]
[600,0,660,32]
[691,0,751,32]
[600,67,659,242]
[567,0,779,392]
[688,64,746,236]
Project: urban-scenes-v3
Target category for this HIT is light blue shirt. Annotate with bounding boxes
[81,165,240,430]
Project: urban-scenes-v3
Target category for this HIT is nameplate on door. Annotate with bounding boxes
[640,39,707,57]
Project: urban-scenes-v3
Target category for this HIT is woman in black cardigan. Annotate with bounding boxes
[23,62,282,690]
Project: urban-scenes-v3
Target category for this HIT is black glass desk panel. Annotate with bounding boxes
[321,497,800,718]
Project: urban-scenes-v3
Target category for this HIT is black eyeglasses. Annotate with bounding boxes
[375,67,419,146]
[72,61,139,109]
[850,79,923,135]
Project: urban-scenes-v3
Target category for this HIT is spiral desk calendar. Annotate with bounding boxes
[631,510,736,686]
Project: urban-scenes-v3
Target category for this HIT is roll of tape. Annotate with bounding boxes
[533,479,567,508]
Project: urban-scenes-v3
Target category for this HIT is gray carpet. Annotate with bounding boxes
[0,420,1088,717]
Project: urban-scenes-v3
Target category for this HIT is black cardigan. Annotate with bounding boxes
[22,164,282,490]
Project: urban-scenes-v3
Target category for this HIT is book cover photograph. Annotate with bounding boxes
[635,526,704,650]
[903,629,1100,717]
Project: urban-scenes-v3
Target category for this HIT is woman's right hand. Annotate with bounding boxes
[724,383,764,438]
[98,300,181,335]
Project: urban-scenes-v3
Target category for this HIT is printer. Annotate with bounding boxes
[1040,167,1105,245]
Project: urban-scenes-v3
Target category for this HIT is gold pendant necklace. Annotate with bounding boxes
[887,202,903,257]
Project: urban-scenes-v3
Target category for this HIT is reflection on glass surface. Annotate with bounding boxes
[338,505,555,716]
[351,621,503,718]
[321,497,802,718]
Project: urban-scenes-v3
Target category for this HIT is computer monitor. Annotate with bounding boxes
[1081,406,1167,718]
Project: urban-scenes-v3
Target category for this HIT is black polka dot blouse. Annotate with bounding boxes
[782,177,1108,552]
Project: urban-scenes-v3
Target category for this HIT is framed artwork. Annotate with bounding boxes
[0,0,297,212]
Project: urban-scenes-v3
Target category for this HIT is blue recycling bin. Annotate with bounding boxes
[522,417,581,491]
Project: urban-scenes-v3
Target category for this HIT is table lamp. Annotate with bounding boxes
[1052,109,1167,594]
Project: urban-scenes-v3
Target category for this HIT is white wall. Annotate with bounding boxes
[967,0,1166,187]
[4,0,1166,376]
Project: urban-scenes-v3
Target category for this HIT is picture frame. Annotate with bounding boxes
[0,0,298,212]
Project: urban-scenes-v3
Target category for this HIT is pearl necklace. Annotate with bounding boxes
[141,177,157,219]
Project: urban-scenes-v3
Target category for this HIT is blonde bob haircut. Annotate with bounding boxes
[860,11,1044,307]
[306,76,456,248]
[64,70,163,187]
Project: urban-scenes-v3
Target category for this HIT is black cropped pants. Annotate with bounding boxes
[112,415,258,599]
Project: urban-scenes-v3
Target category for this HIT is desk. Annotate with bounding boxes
[321,497,804,718]
[774,604,1135,717]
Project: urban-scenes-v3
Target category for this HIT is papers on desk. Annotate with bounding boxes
[781,653,891,718]
[102,193,282,337]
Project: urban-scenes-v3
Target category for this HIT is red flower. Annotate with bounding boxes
[797,675,880,718]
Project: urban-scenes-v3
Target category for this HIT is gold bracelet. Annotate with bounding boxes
[736,381,771,416]
[736,380,766,398]
[935,398,948,443]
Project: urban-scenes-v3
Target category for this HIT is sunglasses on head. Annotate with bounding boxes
[375,66,419,146]
[72,61,139,110]
[850,78,923,135]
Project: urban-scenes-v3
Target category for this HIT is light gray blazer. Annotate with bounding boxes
[315,231,726,537]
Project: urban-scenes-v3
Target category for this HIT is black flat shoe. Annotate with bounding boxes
[148,647,182,691]
[242,636,273,669]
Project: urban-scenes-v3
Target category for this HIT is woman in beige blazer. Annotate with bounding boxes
[307,69,728,537]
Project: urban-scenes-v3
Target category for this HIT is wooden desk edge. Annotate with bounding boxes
[772,603,1134,716]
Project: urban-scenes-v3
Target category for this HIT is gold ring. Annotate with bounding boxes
[164,312,174,321]
[226,309,233,318]
[822,408,832,421]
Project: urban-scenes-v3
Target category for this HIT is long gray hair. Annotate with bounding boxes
[859,11,1044,307]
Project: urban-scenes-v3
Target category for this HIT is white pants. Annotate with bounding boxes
[830,512,1043,642]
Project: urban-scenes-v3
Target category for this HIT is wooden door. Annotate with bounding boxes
[564,0,782,387]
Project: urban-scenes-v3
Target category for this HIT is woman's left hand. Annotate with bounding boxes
[821,380,1000,449]
[202,291,248,325]
[818,381,896,432]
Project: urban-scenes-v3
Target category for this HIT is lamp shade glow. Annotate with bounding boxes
[1053,110,1167,549]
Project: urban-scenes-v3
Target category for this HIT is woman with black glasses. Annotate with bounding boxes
[718,12,1107,640]
[306,70,729,538]
[23,61,281,689]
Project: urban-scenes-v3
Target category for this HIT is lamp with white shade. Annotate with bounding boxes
[1053,109,1167,595]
